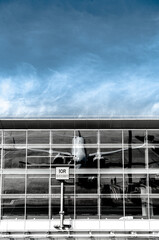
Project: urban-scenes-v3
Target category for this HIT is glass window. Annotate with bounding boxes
[27,175,49,194]
[75,131,98,144]
[124,148,145,168]
[51,178,74,194]
[124,174,148,218]
[1,197,25,219]
[28,131,50,144]
[76,175,97,194]
[150,197,159,218]
[101,196,123,218]
[3,149,26,168]
[100,148,122,168]
[52,131,74,144]
[100,130,122,144]
[27,148,49,156]
[51,195,74,218]
[2,175,25,194]
[51,148,73,166]
[76,197,98,218]
[147,130,159,144]
[27,157,50,168]
[149,174,159,193]
[124,130,146,144]
[149,147,159,168]
[101,174,123,195]
[26,197,49,219]
[125,195,148,218]
[4,131,26,144]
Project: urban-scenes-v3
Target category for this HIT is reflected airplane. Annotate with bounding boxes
[1,131,146,168]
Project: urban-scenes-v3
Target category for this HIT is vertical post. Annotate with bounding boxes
[59,180,64,229]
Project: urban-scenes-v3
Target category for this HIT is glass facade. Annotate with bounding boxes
[0,129,159,220]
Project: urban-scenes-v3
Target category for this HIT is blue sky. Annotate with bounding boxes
[1,0,159,117]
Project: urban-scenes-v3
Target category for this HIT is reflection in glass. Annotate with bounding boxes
[125,195,148,218]
[3,175,25,194]
[1,197,25,219]
[51,196,74,217]
[76,175,97,194]
[3,149,26,168]
[51,178,74,194]
[52,131,74,144]
[124,174,148,218]
[101,174,123,195]
[100,130,122,144]
[75,131,97,144]
[101,196,123,218]
[27,157,50,168]
[149,175,159,193]
[150,198,159,218]
[147,130,159,144]
[76,198,98,218]
[51,148,73,166]
[124,130,146,144]
[27,175,49,194]
[27,148,49,156]
[4,131,26,144]
[100,148,122,168]
[124,148,145,168]
[28,131,49,144]
[26,197,49,219]
[149,148,159,168]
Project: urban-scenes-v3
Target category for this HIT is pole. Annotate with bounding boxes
[59,180,64,229]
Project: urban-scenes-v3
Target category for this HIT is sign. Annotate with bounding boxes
[56,167,69,180]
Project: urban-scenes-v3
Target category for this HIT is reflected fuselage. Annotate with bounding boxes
[72,136,87,167]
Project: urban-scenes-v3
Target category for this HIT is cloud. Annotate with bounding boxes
[0,0,159,117]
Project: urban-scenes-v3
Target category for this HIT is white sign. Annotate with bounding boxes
[56,167,69,180]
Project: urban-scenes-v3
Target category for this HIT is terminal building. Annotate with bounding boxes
[0,118,159,239]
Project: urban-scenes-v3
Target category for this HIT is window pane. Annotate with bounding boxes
[27,157,50,168]
[51,178,74,194]
[149,147,159,168]
[52,131,74,144]
[75,131,97,144]
[125,195,148,218]
[1,197,25,219]
[149,174,159,193]
[27,175,49,194]
[76,175,97,194]
[100,148,122,168]
[124,130,146,144]
[2,175,25,194]
[150,197,159,218]
[124,148,145,168]
[76,197,98,218]
[51,196,74,218]
[28,131,49,144]
[124,174,147,194]
[3,149,26,168]
[26,197,49,219]
[101,174,123,195]
[100,130,122,144]
[4,131,26,144]
[147,130,159,144]
[101,196,123,218]
[124,174,148,218]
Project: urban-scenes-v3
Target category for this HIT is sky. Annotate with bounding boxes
[0,0,159,117]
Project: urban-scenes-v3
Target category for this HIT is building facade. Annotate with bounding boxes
[0,118,159,239]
